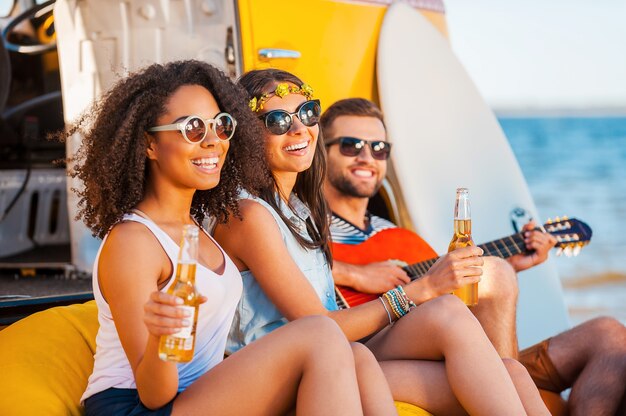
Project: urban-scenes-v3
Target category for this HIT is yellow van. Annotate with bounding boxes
[0,1,567,414]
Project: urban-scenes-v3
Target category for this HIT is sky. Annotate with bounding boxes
[443,0,626,111]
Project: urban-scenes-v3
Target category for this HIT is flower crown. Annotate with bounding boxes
[249,83,314,112]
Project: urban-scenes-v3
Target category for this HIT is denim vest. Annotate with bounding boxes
[226,191,337,354]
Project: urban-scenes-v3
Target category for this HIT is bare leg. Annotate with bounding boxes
[503,358,551,415]
[366,294,528,415]
[172,316,370,416]
[350,342,397,415]
[547,317,626,416]
[471,256,519,358]
[380,359,550,416]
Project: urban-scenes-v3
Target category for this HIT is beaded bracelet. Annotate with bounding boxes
[396,285,417,310]
[383,291,403,320]
[379,296,393,325]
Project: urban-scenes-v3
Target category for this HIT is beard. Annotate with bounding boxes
[327,168,383,198]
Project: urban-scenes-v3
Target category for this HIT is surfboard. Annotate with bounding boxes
[376,2,570,348]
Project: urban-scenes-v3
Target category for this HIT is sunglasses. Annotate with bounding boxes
[325,137,392,161]
[148,113,237,144]
[259,99,321,135]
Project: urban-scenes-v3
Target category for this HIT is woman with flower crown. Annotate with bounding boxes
[214,68,551,415]
[71,60,395,416]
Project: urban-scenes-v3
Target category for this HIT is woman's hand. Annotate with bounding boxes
[405,246,483,303]
[143,291,207,337]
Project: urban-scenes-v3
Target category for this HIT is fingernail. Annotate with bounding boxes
[182,308,192,317]
[182,319,191,327]
[175,298,183,305]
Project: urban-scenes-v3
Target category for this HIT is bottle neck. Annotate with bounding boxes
[453,190,471,235]
[454,192,471,221]
[178,225,199,283]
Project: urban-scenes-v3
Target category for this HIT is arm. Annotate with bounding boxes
[402,246,485,303]
[332,260,410,294]
[98,223,187,409]
[332,246,484,304]
[214,200,390,341]
[507,220,557,272]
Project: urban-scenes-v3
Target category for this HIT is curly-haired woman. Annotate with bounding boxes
[214,68,550,415]
[69,60,395,415]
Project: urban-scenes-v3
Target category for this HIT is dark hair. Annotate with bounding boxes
[62,60,271,239]
[320,98,385,141]
[238,69,331,264]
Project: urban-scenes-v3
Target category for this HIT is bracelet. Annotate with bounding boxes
[383,291,404,320]
[396,285,417,310]
[379,296,393,325]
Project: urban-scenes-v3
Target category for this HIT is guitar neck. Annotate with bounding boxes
[403,232,529,279]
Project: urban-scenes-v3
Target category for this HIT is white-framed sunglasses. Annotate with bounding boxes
[147,113,237,143]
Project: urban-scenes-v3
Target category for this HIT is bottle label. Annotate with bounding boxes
[171,305,196,339]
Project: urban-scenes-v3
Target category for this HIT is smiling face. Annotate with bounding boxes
[259,84,319,178]
[146,84,230,192]
[325,115,387,198]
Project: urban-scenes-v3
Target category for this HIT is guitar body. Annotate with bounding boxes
[332,228,438,307]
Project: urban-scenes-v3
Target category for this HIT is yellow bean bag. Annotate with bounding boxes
[0,301,432,415]
[0,301,98,416]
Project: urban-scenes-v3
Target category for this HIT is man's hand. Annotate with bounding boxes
[408,246,484,302]
[507,220,557,272]
[332,260,411,294]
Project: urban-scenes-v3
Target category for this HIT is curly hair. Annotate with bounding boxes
[239,69,332,265]
[61,60,271,239]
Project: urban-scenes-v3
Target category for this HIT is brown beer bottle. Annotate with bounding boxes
[448,188,478,306]
[158,224,200,362]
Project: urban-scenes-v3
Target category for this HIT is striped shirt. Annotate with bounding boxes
[330,212,397,245]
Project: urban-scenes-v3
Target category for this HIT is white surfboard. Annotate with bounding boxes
[377,2,570,348]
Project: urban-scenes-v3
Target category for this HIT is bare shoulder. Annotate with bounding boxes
[214,198,283,259]
[99,220,167,297]
[218,198,278,234]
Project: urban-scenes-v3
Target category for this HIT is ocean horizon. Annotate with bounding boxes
[499,115,626,326]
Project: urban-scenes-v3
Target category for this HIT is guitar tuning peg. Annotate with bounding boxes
[555,216,561,222]
[573,244,582,256]
[563,246,573,257]
[562,215,569,220]
[546,218,553,224]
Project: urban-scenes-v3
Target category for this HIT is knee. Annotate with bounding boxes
[479,257,518,303]
[418,294,478,329]
[583,317,626,353]
[297,315,351,354]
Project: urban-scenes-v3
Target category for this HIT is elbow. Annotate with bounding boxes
[138,390,177,411]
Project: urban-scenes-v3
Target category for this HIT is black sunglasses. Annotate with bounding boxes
[325,137,392,161]
[259,99,321,135]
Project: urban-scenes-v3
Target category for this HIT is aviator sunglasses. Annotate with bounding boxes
[148,113,237,144]
[325,137,392,161]
[259,99,321,135]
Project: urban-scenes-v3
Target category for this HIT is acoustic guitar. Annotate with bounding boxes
[333,217,592,309]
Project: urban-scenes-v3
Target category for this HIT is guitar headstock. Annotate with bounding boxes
[543,216,592,257]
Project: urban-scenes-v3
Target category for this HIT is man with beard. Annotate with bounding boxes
[321,98,626,415]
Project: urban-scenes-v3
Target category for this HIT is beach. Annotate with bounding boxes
[500,115,626,326]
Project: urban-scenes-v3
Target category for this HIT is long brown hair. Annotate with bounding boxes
[61,60,271,239]
[239,69,332,265]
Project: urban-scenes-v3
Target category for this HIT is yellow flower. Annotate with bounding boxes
[300,84,314,98]
[248,97,258,112]
[275,83,290,98]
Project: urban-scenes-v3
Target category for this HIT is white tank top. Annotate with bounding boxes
[82,213,242,402]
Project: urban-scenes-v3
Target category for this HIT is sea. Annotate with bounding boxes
[498,115,626,327]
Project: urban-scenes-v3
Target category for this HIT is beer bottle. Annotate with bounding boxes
[158,224,200,362]
[448,188,478,306]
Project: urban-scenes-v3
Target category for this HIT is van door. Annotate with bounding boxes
[236,0,446,107]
